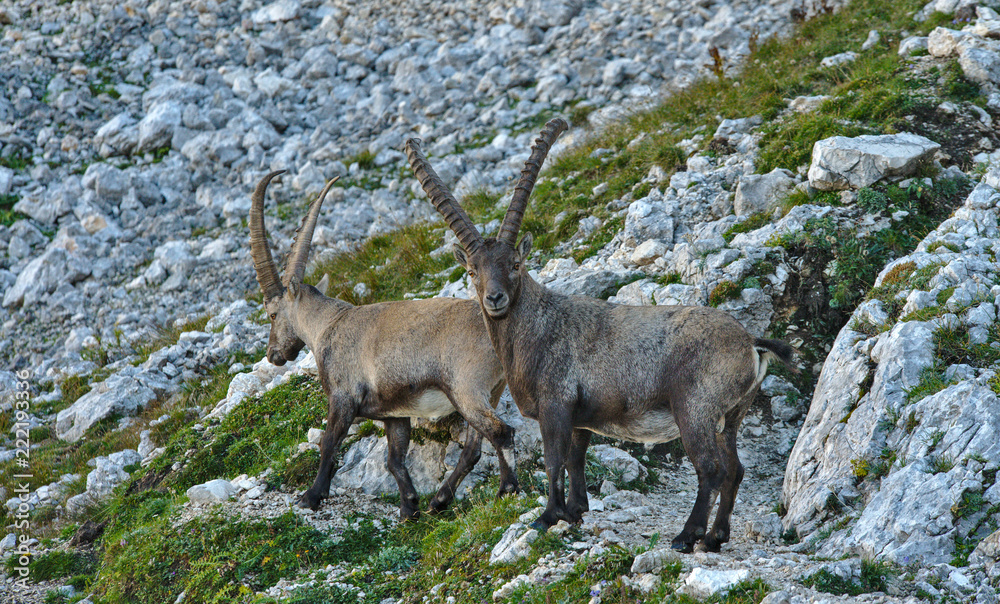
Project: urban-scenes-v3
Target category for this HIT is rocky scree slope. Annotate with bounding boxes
[4,0,1000,603]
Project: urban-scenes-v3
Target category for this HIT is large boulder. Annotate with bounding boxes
[623,193,676,247]
[331,435,447,495]
[807,133,940,191]
[56,375,157,442]
[733,168,796,216]
[782,177,1000,565]
[136,101,183,154]
[2,246,91,308]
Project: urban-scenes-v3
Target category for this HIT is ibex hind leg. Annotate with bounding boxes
[670,401,728,552]
[427,427,482,515]
[457,386,520,499]
[384,418,421,521]
[565,429,591,521]
[704,403,748,552]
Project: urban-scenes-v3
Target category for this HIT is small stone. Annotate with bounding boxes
[820,51,857,67]
[861,30,880,51]
[186,479,237,504]
[682,568,750,598]
[631,240,669,265]
[489,524,538,565]
[631,548,680,574]
[898,36,929,57]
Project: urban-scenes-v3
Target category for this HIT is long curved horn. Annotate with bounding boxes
[498,118,568,246]
[285,176,341,286]
[404,138,483,255]
[250,170,286,300]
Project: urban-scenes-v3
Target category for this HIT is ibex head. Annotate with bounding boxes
[249,170,339,365]
[405,118,567,318]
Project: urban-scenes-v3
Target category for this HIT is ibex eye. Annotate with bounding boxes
[270,313,276,320]
[468,271,476,278]
[513,263,520,271]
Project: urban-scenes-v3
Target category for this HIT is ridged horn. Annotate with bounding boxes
[404,138,483,255]
[285,176,341,286]
[250,170,286,301]
[498,118,568,246]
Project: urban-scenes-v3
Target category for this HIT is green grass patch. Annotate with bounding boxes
[133,315,211,365]
[310,223,455,304]
[58,374,93,406]
[802,560,896,596]
[96,510,372,603]
[147,373,328,493]
[0,407,153,512]
[905,365,952,404]
[723,212,773,243]
[4,550,95,583]
[1,146,33,171]
[709,281,742,307]
[934,324,1000,368]
[1,193,27,227]
[347,149,377,170]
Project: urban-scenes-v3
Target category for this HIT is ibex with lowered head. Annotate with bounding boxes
[249,171,519,519]
[405,119,795,552]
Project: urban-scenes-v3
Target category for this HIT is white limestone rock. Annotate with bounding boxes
[733,169,796,216]
[630,548,680,574]
[86,450,142,499]
[898,36,929,57]
[820,51,858,67]
[630,239,669,266]
[590,445,647,483]
[331,435,447,495]
[187,479,238,504]
[681,568,750,598]
[56,375,156,442]
[623,193,676,247]
[808,133,941,191]
[489,523,538,565]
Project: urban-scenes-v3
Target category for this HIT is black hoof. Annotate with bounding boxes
[496,481,520,498]
[670,540,694,553]
[529,518,550,533]
[426,498,449,515]
[296,494,322,511]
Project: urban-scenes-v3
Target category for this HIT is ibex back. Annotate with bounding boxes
[249,171,519,519]
[406,120,795,552]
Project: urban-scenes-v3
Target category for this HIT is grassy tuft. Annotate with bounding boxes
[802,559,896,596]
[310,223,455,304]
[709,281,742,307]
[1,193,27,227]
[4,550,95,583]
[146,373,328,493]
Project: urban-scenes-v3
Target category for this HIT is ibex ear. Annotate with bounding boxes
[286,281,300,299]
[516,233,532,260]
[453,244,469,268]
[315,273,330,296]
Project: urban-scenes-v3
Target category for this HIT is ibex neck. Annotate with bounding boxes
[486,274,549,372]
[292,288,352,353]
